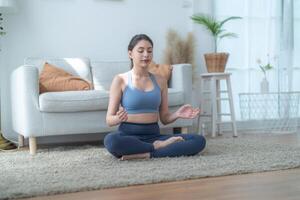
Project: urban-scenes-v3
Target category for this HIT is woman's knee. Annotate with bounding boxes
[194,134,206,151]
[186,134,206,152]
[104,132,122,155]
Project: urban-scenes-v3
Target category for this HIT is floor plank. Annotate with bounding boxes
[25,168,300,200]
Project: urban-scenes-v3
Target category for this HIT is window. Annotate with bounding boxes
[213,0,290,120]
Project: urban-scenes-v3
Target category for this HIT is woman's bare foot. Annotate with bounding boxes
[120,152,150,161]
[153,136,184,150]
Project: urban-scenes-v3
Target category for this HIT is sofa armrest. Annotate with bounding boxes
[169,63,192,105]
[11,65,43,137]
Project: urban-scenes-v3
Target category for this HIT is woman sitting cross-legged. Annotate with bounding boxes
[104,34,206,160]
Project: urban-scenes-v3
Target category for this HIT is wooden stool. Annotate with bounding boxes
[198,73,237,137]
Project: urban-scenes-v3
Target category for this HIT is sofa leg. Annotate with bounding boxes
[29,137,37,155]
[181,127,188,134]
[18,134,24,148]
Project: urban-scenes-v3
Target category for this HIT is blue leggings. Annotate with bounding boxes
[104,122,206,158]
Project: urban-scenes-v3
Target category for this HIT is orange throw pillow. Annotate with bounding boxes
[148,61,173,81]
[39,62,92,94]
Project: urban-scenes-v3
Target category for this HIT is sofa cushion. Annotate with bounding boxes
[92,61,174,91]
[39,90,109,112]
[39,63,92,94]
[168,88,184,106]
[39,88,184,113]
[25,57,93,83]
[91,61,130,91]
[148,61,173,81]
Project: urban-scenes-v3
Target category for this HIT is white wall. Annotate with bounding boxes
[0,0,213,141]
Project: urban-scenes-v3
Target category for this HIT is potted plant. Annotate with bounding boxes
[191,13,241,73]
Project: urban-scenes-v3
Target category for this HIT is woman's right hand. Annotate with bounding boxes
[116,107,128,123]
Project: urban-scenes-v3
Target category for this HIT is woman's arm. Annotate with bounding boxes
[159,77,178,125]
[106,75,128,127]
[158,76,200,125]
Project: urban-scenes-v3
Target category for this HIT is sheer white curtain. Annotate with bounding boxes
[290,0,300,91]
[279,0,294,92]
[214,0,282,120]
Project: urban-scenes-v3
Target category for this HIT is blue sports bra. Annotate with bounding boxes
[121,71,161,114]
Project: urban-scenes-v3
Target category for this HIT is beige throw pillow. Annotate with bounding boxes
[39,62,92,94]
[148,61,173,81]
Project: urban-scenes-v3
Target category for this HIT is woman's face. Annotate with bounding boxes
[129,39,153,68]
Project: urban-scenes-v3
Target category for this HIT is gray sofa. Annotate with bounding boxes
[11,58,193,154]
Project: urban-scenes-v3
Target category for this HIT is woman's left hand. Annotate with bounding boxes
[175,104,200,119]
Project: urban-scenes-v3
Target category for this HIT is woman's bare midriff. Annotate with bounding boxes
[126,113,159,124]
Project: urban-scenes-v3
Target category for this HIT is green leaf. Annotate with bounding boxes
[191,14,219,35]
[191,13,242,52]
[215,28,225,36]
[259,65,266,73]
[219,16,242,27]
[219,32,238,39]
[265,63,273,70]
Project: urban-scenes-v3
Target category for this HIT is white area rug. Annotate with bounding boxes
[1,135,300,199]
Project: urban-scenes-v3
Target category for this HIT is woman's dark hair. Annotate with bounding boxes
[128,34,153,69]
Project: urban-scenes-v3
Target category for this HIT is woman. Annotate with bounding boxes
[104,34,206,160]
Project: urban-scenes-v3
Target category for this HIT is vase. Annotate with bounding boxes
[260,77,269,93]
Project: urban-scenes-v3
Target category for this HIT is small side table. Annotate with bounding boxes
[198,73,237,137]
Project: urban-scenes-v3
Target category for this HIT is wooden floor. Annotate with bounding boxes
[24,133,300,200]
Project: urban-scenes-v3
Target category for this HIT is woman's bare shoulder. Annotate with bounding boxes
[111,72,129,90]
[113,72,128,82]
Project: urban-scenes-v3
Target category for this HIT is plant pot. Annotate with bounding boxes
[204,53,229,73]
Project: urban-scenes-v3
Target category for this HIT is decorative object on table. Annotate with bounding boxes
[260,77,269,93]
[191,14,241,73]
[163,29,196,81]
[256,54,275,93]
